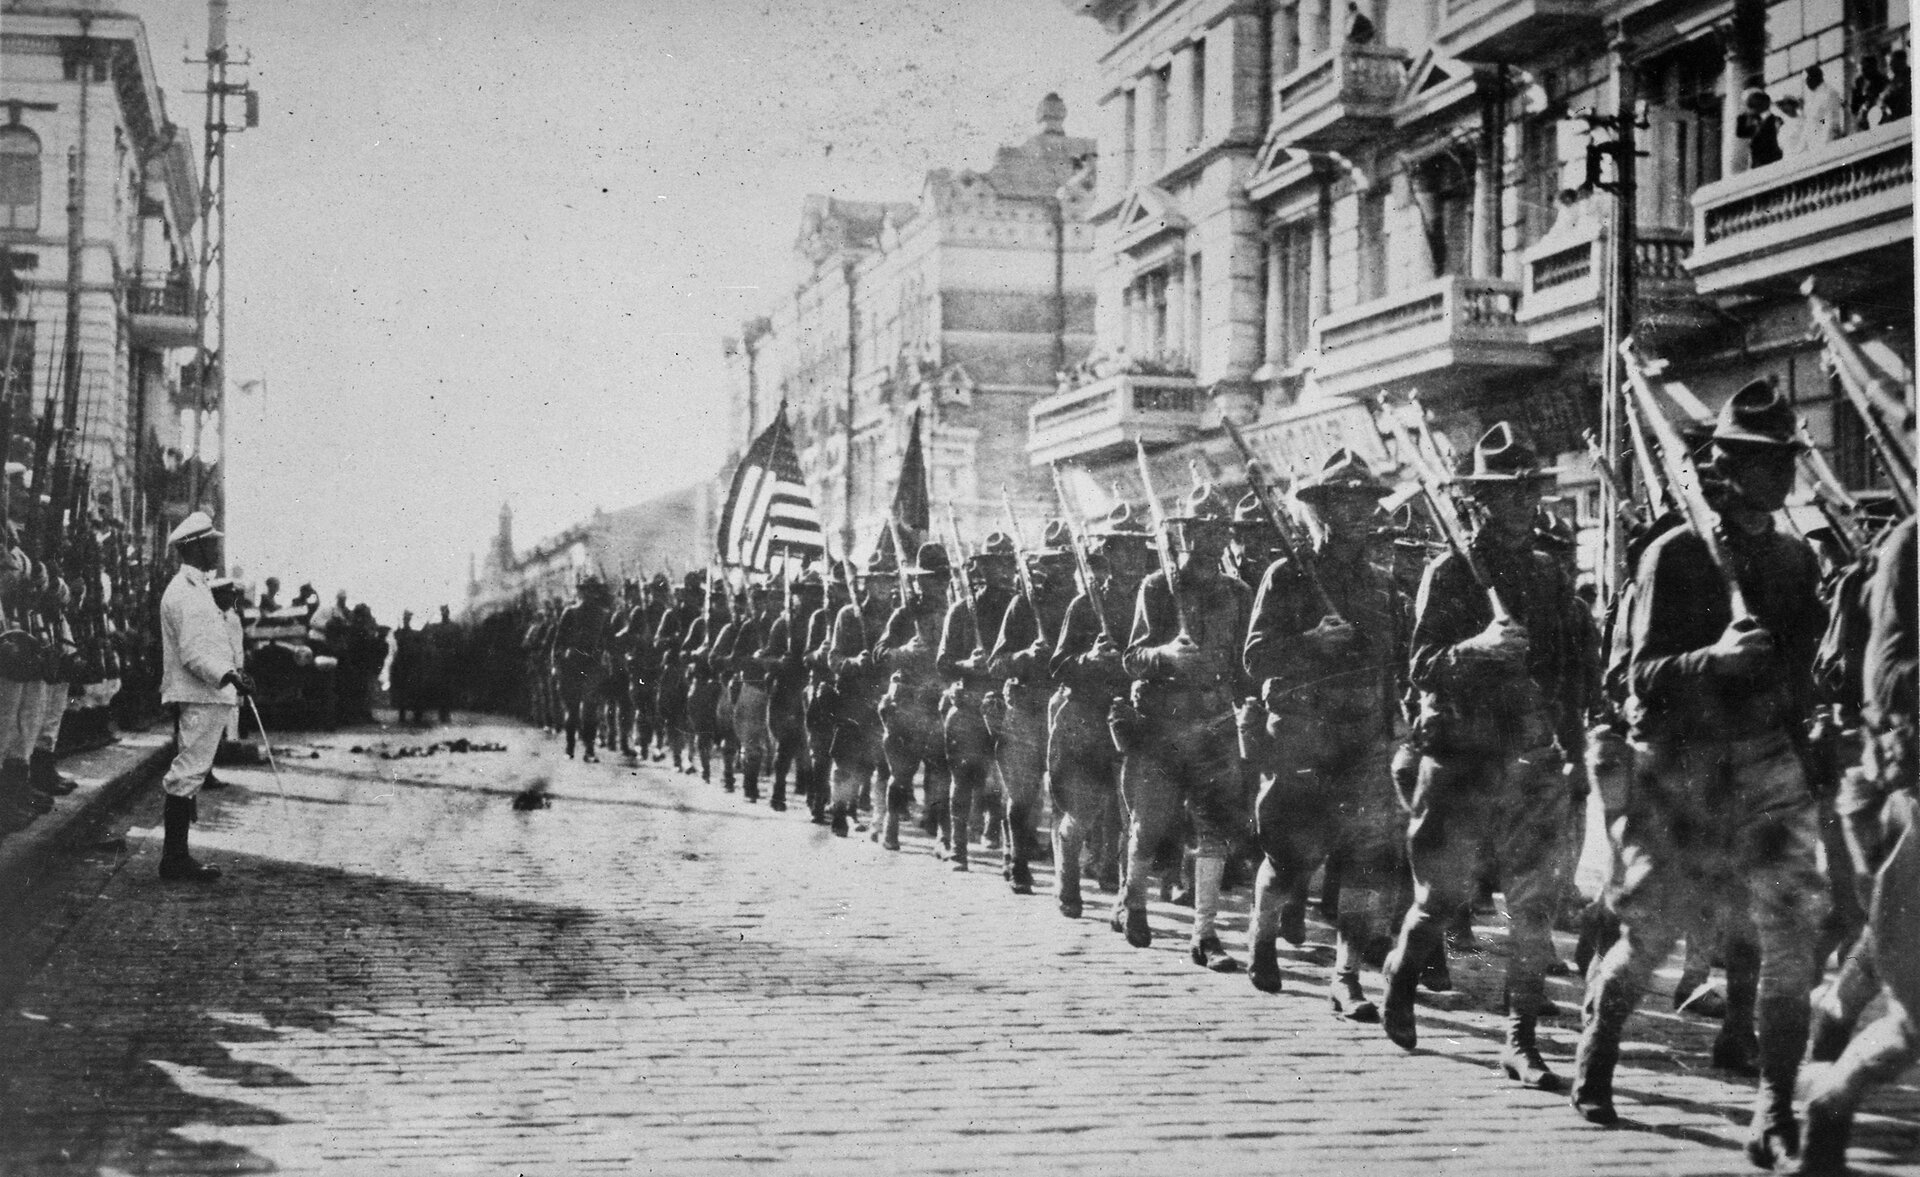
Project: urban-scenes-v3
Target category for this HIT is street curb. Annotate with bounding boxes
[0,731,172,900]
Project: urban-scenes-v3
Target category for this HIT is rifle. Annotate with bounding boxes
[26,396,53,561]
[1795,421,1867,558]
[1619,340,1753,622]
[886,515,915,610]
[998,484,1050,648]
[1376,396,1512,624]
[1049,462,1116,646]
[944,504,981,650]
[0,393,12,550]
[1133,439,1192,641]
[838,552,868,647]
[1805,282,1916,512]
[1220,417,1341,622]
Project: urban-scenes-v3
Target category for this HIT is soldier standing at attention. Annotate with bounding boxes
[1379,424,1583,1094]
[1117,482,1250,971]
[1570,384,1829,1170]
[157,511,251,882]
[1242,450,1404,1016]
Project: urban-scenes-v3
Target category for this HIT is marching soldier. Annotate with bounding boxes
[1798,514,1916,1175]
[653,574,701,772]
[722,583,776,804]
[800,566,850,824]
[874,543,950,852]
[1242,449,1404,1016]
[602,582,640,757]
[1047,505,1153,917]
[1380,423,1584,1094]
[1230,492,1281,592]
[552,577,614,761]
[756,573,821,813]
[1570,386,1830,1170]
[688,577,736,789]
[939,535,1017,872]
[1116,482,1250,971]
[987,522,1077,894]
[824,550,900,836]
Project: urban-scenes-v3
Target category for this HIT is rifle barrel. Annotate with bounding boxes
[1220,418,1342,621]
[1133,440,1192,640]
[1050,463,1115,645]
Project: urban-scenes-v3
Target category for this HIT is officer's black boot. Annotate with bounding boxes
[742,765,760,803]
[1421,941,1454,991]
[1249,939,1282,993]
[1501,982,1564,1091]
[1746,995,1810,1170]
[6,757,51,815]
[158,795,221,882]
[769,763,787,812]
[829,802,849,838]
[1381,917,1441,1051]
[30,750,77,796]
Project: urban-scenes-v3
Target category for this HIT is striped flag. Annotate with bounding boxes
[716,406,825,570]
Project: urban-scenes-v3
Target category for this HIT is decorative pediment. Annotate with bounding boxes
[1113,185,1190,255]
[1395,49,1481,127]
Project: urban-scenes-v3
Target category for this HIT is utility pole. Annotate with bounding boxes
[60,18,93,434]
[187,0,258,533]
[1583,24,1640,602]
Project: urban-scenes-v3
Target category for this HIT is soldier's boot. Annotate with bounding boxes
[1247,858,1286,993]
[1187,855,1239,973]
[1713,939,1761,1078]
[1570,976,1639,1127]
[1006,799,1035,894]
[9,758,51,815]
[1249,940,1283,994]
[1123,904,1152,949]
[769,769,787,812]
[1381,917,1443,1052]
[1791,1101,1850,1177]
[980,791,1003,852]
[1421,941,1454,992]
[1501,982,1564,1091]
[1329,909,1378,1021]
[828,802,849,839]
[157,794,221,883]
[1278,894,1307,946]
[1053,826,1082,918]
[1745,996,1811,1170]
[0,766,34,832]
[742,764,761,803]
[1331,969,1379,1023]
[30,750,77,796]
[882,784,909,851]
[564,723,577,760]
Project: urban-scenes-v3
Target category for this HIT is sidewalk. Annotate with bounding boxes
[0,728,172,899]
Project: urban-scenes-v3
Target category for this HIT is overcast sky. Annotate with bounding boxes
[134,0,1104,620]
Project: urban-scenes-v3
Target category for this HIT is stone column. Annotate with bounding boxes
[1721,27,1747,176]
[1311,172,1332,322]
[1103,90,1132,201]
[1263,232,1285,365]
[1166,262,1187,364]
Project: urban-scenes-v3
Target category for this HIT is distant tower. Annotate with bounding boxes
[494,501,515,567]
[1037,92,1067,136]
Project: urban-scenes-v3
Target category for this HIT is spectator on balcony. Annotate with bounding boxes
[1536,184,1598,249]
[1801,64,1847,144]
[1851,54,1888,130]
[1774,95,1807,157]
[1735,87,1784,169]
[1878,51,1910,126]
[1345,1,1374,45]
[258,576,281,612]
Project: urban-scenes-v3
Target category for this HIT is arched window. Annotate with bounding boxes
[0,126,42,232]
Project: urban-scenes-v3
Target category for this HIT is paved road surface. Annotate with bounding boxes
[0,718,1914,1175]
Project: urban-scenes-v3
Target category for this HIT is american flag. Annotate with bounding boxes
[716,407,825,570]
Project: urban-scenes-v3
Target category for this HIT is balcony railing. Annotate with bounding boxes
[1268,44,1408,153]
[1435,0,1599,64]
[1026,372,1204,467]
[1519,224,1713,346]
[127,277,199,348]
[1689,119,1913,295]
[1310,274,1549,398]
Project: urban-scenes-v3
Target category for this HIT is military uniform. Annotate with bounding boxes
[875,543,951,852]
[1382,425,1584,1092]
[1117,485,1251,965]
[552,580,614,761]
[825,562,898,836]
[938,538,1016,872]
[986,526,1076,892]
[1571,386,1830,1166]
[1242,450,1404,1015]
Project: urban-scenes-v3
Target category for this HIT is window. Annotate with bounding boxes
[1150,66,1171,173]
[1273,223,1313,365]
[1412,151,1474,278]
[1187,253,1203,370]
[1123,90,1138,184]
[1637,37,1723,231]
[1191,40,1208,145]
[0,127,41,232]
[1358,188,1387,302]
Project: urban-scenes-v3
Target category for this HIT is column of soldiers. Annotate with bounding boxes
[487,383,1911,1177]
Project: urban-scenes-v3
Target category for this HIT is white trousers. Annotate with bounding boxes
[36,681,68,752]
[10,681,47,764]
[164,702,235,798]
[0,678,25,763]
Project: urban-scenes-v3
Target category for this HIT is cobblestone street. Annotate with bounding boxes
[0,718,1914,1176]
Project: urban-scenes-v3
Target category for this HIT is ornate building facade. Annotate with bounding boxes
[1043,0,1912,576]
[724,95,1098,558]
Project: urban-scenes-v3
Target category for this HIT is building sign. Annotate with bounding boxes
[1238,399,1392,481]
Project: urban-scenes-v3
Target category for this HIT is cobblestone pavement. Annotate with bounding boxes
[0,718,1915,1176]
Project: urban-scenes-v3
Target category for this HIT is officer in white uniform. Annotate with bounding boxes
[158,511,251,881]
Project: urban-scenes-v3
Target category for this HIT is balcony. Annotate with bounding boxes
[127,278,199,348]
[1026,372,1203,466]
[1435,0,1600,64]
[1310,275,1549,399]
[1519,224,1714,347]
[1268,45,1409,153]
[1689,119,1913,296]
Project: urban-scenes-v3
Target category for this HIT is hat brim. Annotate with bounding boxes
[169,527,223,545]
[1296,482,1393,502]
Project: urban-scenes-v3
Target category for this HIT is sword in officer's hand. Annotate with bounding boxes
[1133,439,1193,642]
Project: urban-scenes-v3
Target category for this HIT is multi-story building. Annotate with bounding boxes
[1,1,202,548]
[1044,0,1912,574]
[465,487,720,616]
[723,95,1097,558]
